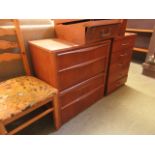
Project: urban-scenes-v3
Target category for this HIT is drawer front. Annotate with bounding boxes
[110,48,132,64]
[86,24,120,43]
[57,42,110,70]
[108,66,129,83]
[60,73,105,107]
[58,58,107,90]
[107,76,127,94]
[61,86,104,123]
[113,36,136,52]
[109,47,131,82]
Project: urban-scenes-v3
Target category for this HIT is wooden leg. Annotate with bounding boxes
[0,121,7,135]
[52,93,61,129]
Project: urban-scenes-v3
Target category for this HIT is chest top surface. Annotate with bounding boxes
[29,38,78,51]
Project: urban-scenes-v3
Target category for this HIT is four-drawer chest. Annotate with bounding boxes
[29,19,136,125]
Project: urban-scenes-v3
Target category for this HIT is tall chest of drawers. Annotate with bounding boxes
[29,39,111,123]
[106,33,136,94]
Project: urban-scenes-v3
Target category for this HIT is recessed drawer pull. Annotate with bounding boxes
[57,44,106,56]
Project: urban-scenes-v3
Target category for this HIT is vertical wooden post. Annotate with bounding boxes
[52,92,61,129]
[119,19,128,36]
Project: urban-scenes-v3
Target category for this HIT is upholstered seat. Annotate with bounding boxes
[0,76,57,121]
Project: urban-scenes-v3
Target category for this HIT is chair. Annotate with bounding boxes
[0,19,61,135]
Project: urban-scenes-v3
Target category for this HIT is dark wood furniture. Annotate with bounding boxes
[0,19,61,135]
[29,19,135,124]
[106,33,136,94]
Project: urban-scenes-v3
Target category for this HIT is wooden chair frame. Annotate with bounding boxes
[0,19,61,134]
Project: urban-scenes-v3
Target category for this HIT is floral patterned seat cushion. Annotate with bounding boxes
[0,76,57,121]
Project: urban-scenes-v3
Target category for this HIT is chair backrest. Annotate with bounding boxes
[0,19,31,76]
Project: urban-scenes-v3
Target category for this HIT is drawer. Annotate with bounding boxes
[60,73,105,107]
[55,20,122,44]
[110,48,132,64]
[61,85,104,123]
[108,66,129,83]
[109,62,127,74]
[108,70,123,84]
[86,24,120,43]
[107,76,127,94]
[58,58,107,90]
[57,42,110,70]
[113,36,136,52]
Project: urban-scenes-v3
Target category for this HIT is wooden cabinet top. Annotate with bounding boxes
[54,19,122,26]
[29,38,79,51]
[29,38,111,53]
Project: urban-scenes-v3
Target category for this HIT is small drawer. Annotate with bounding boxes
[86,24,120,43]
[113,35,136,52]
[107,76,127,94]
[110,51,122,64]
[111,48,132,64]
[109,60,131,75]
[109,62,124,73]
[60,73,105,107]
[58,58,107,90]
[57,42,110,70]
[108,66,129,83]
[108,70,124,84]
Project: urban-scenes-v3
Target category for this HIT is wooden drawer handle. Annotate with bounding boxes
[120,54,125,57]
[122,43,129,46]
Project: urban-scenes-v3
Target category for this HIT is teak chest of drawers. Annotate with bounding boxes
[29,19,136,126]
[29,39,111,123]
[106,33,136,94]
